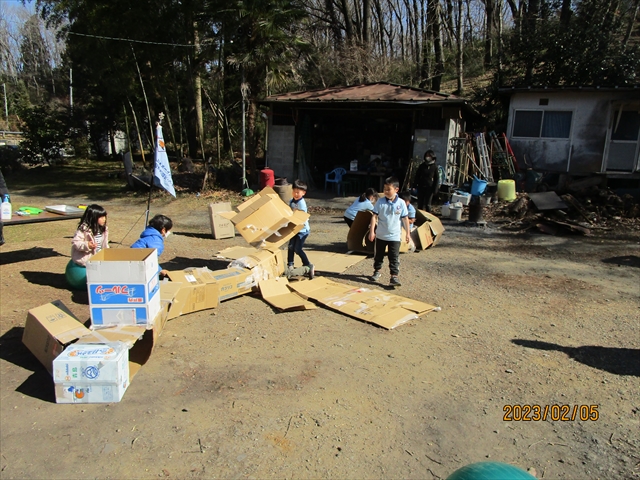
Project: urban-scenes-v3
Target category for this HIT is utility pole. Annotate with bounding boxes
[69,68,73,116]
[2,83,8,129]
[241,66,247,191]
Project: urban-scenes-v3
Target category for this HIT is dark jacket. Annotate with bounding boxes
[415,160,439,189]
[131,226,165,257]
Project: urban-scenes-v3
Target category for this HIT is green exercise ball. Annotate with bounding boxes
[65,260,87,290]
[447,462,536,480]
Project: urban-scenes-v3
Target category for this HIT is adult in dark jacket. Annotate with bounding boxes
[414,150,439,212]
[0,169,9,245]
[131,214,173,275]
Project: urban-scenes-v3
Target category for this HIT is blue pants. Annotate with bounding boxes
[288,233,310,267]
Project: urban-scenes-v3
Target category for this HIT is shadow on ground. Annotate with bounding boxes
[0,327,55,403]
[512,339,640,376]
[163,256,229,271]
[21,271,69,290]
[602,255,640,268]
[0,247,64,266]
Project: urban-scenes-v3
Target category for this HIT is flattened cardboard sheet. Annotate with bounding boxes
[259,277,316,311]
[288,277,437,329]
[289,250,367,273]
[218,246,367,274]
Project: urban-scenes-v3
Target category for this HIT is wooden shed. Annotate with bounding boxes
[260,82,477,189]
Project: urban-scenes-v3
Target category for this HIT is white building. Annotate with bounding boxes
[502,86,640,177]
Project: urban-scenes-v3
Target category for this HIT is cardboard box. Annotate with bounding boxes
[166,268,219,318]
[52,342,130,404]
[227,248,284,283]
[259,277,316,311]
[160,281,184,320]
[410,209,445,250]
[23,300,169,403]
[208,202,235,239]
[210,267,254,302]
[346,210,410,254]
[22,300,92,375]
[219,187,309,249]
[288,277,438,329]
[86,248,161,328]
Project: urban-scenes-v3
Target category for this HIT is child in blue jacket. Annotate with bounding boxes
[132,214,173,276]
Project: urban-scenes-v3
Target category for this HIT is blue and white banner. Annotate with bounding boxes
[153,125,176,197]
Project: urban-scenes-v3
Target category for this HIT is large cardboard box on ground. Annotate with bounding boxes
[23,300,168,403]
[86,248,161,328]
[208,202,235,239]
[347,210,410,254]
[411,209,445,250]
[210,267,254,302]
[22,300,91,375]
[289,277,438,329]
[160,281,184,320]
[166,268,219,319]
[219,187,309,249]
[52,342,130,403]
[227,247,285,282]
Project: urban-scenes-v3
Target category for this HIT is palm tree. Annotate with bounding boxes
[225,0,309,184]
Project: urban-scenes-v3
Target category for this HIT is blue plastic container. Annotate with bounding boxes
[471,176,488,196]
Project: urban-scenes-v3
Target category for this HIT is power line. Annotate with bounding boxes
[68,31,197,48]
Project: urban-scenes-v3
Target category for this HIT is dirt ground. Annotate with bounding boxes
[1,190,639,480]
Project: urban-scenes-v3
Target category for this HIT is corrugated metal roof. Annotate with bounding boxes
[263,82,467,104]
[499,85,640,94]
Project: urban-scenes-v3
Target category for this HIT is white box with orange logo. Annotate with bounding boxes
[52,342,130,403]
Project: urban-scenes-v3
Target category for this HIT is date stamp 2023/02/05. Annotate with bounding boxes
[503,404,599,422]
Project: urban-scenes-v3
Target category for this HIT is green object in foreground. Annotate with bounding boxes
[446,462,536,480]
[241,188,254,196]
[18,206,44,215]
[65,259,87,290]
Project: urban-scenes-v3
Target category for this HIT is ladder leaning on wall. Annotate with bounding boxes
[474,132,494,182]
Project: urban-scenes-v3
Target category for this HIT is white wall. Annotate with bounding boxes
[412,118,461,167]
[506,91,638,173]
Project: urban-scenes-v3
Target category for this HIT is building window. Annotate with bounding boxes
[611,110,640,141]
[513,110,573,138]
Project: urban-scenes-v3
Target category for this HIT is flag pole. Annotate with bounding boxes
[146,115,162,225]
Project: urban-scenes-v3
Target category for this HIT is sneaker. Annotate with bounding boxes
[308,264,315,280]
[389,276,401,287]
[370,271,381,282]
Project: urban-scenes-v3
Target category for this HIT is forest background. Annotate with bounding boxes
[0,0,638,185]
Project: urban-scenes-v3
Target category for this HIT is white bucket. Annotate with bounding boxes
[441,204,450,217]
[449,205,463,221]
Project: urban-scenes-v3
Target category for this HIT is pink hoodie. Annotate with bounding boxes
[71,226,109,266]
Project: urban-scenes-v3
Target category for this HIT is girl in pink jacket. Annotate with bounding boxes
[66,204,108,289]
